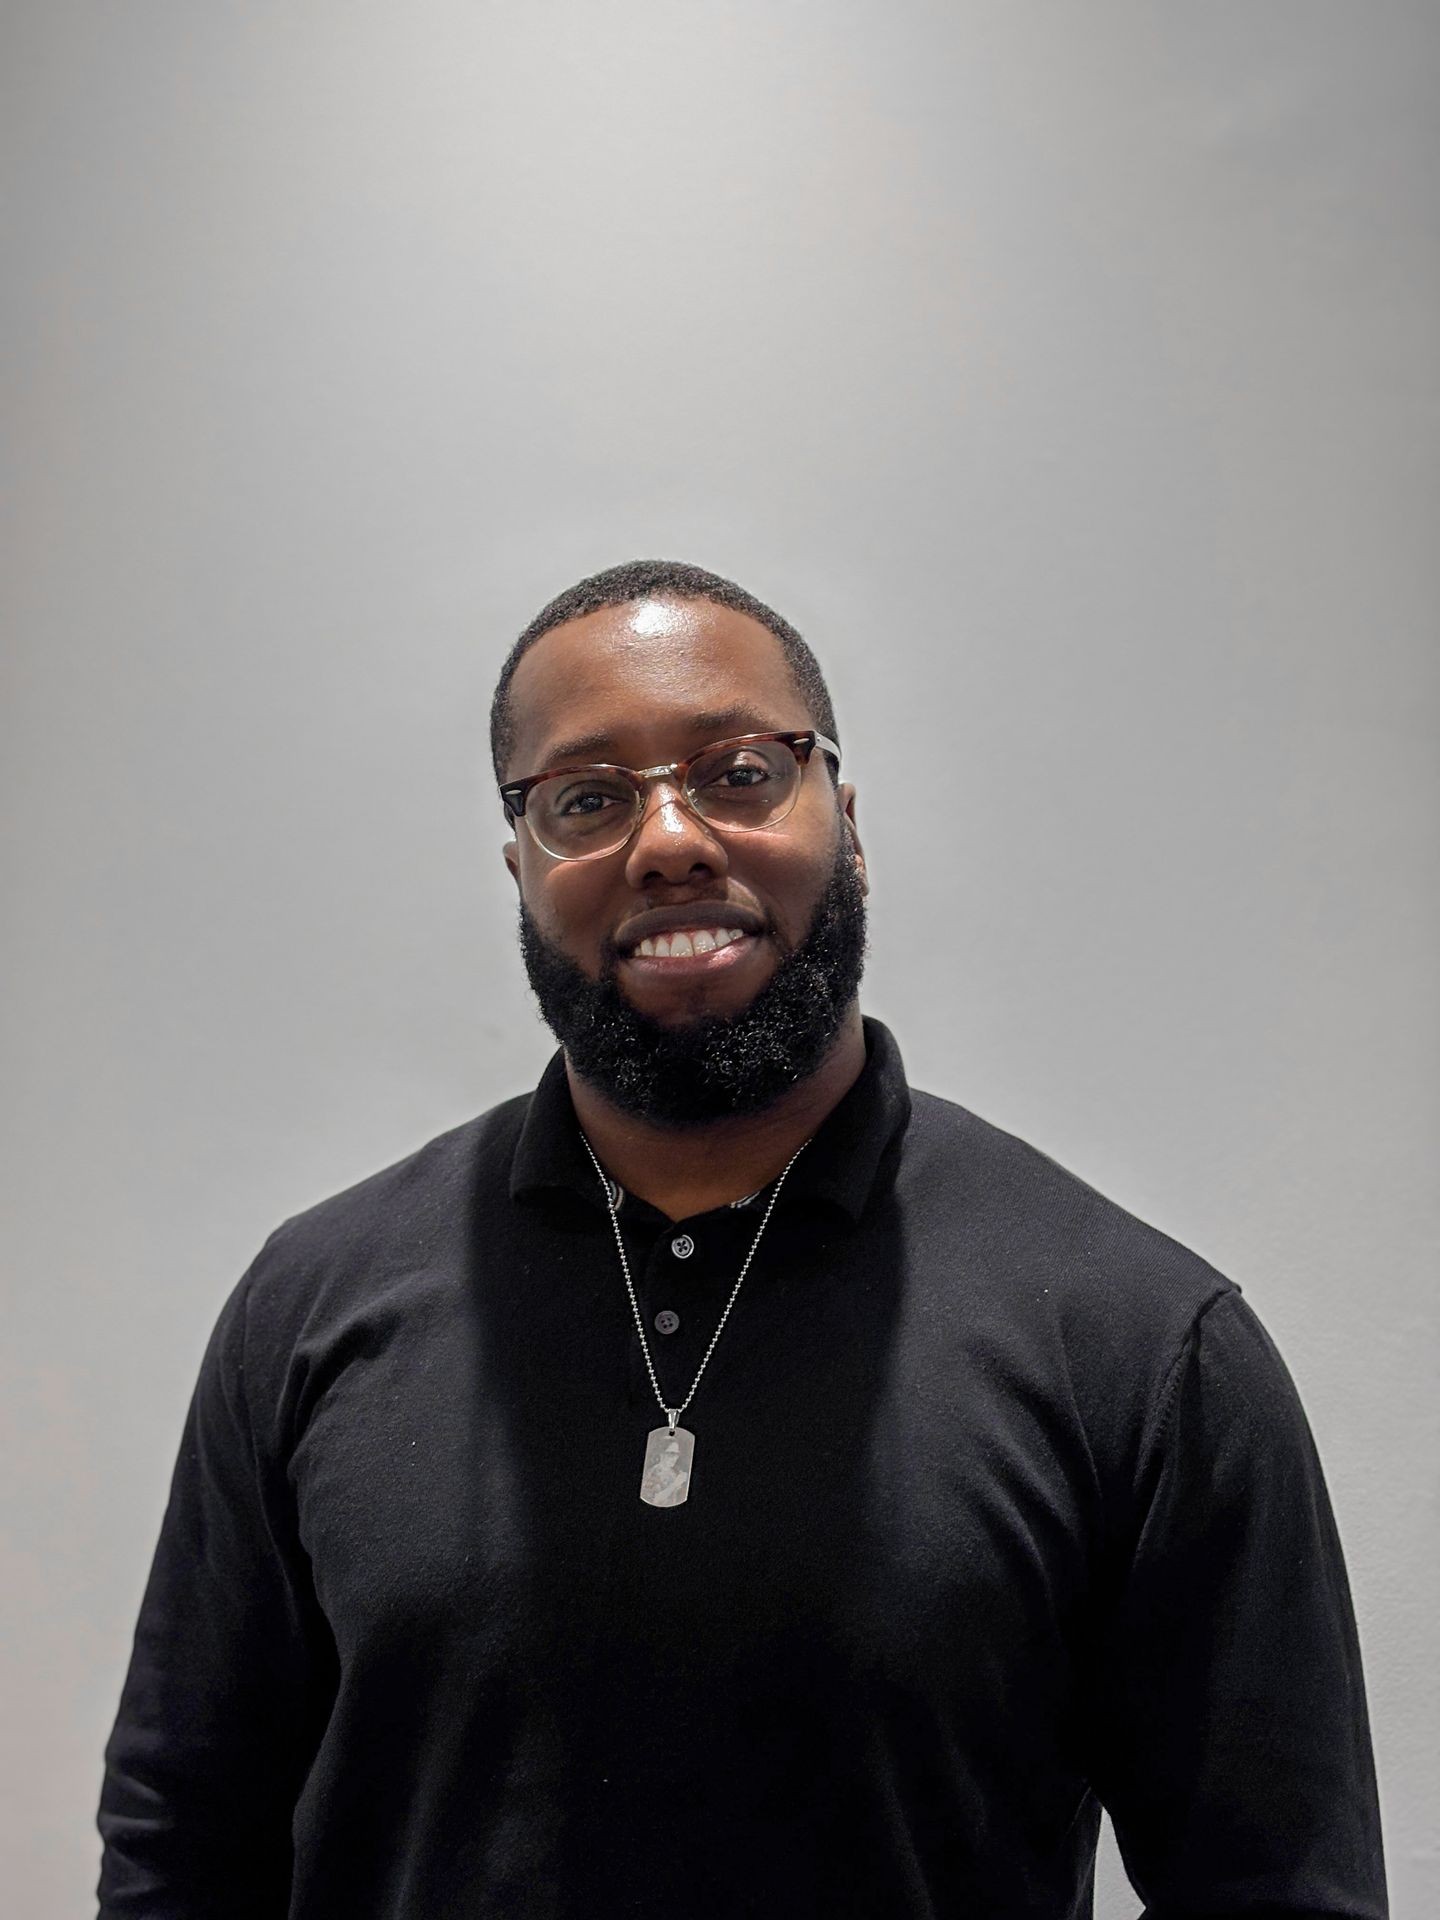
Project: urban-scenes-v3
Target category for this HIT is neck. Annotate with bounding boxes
[565,1003,867,1222]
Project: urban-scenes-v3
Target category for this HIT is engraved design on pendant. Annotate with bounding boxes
[640,1426,694,1507]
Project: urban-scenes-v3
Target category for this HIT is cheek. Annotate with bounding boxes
[523,862,612,951]
[745,843,837,941]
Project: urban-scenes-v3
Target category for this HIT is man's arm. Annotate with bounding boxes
[1086,1289,1387,1919]
[98,1267,330,1918]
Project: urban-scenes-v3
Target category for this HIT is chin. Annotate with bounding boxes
[620,968,772,1025]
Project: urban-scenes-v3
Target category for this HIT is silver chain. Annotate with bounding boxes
[579,1131,810,1431]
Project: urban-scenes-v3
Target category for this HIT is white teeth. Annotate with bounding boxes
[631,926,751,958]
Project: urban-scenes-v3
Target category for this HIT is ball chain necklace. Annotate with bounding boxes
[579,1130,811,1508]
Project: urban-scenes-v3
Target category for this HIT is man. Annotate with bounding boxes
[99,559,1387,1917]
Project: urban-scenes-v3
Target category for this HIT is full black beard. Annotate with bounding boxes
[518,837,868,1128]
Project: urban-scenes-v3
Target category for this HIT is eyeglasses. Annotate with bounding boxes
[499,729,841,862]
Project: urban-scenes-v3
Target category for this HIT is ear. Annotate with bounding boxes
[503,837,521,892]
[838,783,868,897]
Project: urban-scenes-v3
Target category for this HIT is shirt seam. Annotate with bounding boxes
[1135,1283,1236,1471]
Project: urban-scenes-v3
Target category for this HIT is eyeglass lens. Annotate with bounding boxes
[526,738,803,859]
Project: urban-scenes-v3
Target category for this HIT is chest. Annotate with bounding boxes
[286,1242,1100,1726]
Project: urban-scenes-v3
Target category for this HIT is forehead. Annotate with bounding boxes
[506,596,811,772]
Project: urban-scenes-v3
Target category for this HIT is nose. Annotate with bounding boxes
[622,777,729,888]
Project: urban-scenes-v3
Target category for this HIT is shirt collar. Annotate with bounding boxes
[509,1016,912,1224]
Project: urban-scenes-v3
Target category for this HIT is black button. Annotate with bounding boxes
[670,1234,695,1259]
[655,1309,680,1335]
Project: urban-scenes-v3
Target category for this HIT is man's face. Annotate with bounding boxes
[502,595,869,1121]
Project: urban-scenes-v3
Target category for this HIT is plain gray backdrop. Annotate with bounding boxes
[3,3,1436,1913]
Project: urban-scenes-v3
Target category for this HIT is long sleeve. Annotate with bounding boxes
[1086,1289,1387,1918]
[97,1268,332,1918]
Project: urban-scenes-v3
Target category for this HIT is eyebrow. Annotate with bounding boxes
[533,707,783,771]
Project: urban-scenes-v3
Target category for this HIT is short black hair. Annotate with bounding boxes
[489,559,839,782]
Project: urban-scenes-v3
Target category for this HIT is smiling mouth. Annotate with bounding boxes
[629,925,747,959]
[619,927,761,971]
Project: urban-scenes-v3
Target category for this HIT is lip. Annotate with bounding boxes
[612,900,767,955]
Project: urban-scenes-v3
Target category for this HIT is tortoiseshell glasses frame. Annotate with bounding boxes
[499,729,842,862]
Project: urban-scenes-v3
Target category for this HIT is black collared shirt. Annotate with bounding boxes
[98,1020,1387,1918]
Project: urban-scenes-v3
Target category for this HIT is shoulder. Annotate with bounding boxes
[908,1086,1229,1291]
[237,1087,532,1339]
[899,1084,1238,1385]
[895,1087,1285,1506]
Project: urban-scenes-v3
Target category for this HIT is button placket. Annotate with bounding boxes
[638,1225,719,1370]
[627,1202,788,1405]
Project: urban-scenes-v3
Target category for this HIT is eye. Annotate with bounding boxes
[556,784,626,817]
[724,761,771,788]
[532,768,637,827]
[696,750,776,790]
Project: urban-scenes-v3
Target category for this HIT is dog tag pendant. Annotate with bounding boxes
[640,1423,694,1507]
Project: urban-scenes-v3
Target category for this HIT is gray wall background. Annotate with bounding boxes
[3,3,1435,1912]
